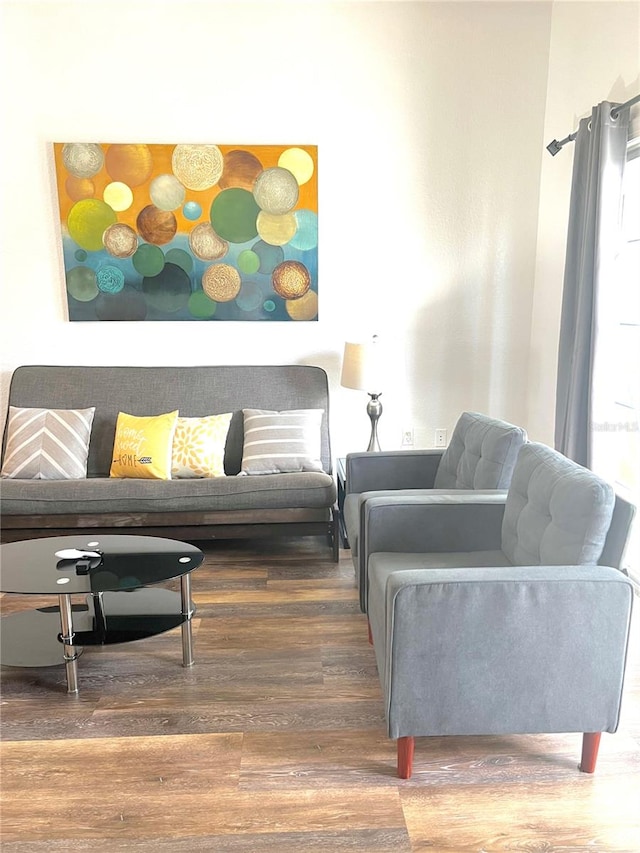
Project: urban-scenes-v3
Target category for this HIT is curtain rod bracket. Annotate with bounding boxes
[546,132,577,157]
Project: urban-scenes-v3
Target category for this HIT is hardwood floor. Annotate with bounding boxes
[1,538,639,852]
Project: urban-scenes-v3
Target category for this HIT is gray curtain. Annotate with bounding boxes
[554,101,629,466]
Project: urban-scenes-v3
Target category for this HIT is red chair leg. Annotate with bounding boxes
[397,736,415,779]
[367,620,373,645]
[580,732,602,773]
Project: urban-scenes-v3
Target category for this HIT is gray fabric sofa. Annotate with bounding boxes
[364,442,636,778]
[344,411,528,611]
[0,365,338,557]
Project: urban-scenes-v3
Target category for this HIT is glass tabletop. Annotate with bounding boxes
[0,535,204,595]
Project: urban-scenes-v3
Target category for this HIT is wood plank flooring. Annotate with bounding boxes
[1,538,639,852]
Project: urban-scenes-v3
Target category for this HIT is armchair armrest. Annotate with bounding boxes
[344,487,468,558]
[352,492,507,612]
[346,450,443,495]
[378,565,634,739]
[363,492,507,556]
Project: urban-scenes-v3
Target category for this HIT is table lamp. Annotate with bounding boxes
[340,335,384,452]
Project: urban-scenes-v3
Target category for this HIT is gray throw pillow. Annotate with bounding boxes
[241,409,324,474]
[1,406,95,480]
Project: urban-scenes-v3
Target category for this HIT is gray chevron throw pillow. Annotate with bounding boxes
[1,406,95,479]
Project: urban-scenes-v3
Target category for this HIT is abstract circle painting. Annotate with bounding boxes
[54,142,318,322]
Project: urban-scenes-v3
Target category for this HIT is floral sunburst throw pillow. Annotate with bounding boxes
[171,413,233,478]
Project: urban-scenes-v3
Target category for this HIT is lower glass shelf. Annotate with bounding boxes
[0,588,192,667]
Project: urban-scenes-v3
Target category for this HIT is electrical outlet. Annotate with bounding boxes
[435,428,447,448]
[402,428,414,447]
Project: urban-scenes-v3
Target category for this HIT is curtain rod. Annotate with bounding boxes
[546,92,640,156]
[611,93,640,119]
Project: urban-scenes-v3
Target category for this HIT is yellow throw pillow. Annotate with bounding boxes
[110,410,179,480]
[171,413,233,478]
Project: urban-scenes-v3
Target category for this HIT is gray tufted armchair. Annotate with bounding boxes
[364,442,636,778]
[344,411,527,611]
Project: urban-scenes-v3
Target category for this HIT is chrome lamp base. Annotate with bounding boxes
[366,393,382,452]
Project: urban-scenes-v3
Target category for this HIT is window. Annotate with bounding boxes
[592,126,640,578]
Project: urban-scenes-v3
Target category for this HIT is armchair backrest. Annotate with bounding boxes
[433,412,527,490]
[501,442,617,566]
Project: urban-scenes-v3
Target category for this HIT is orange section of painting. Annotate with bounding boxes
[53,143,318,234]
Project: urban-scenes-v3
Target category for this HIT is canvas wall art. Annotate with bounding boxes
[53,143,318,321]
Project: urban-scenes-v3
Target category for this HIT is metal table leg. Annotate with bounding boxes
[58,593,79,694]
[180,572,195,667]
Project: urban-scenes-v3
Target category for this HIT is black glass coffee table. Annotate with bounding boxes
[0,535,204,694]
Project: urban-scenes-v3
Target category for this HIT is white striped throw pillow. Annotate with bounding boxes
[1,406,95,479]
[241,409,324,474]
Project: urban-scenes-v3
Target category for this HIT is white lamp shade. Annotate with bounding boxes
[341,339,385,393]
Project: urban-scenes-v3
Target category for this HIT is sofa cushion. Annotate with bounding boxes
[501,442,615,566]
[241,409,324,474]
[110,410,179,480]
[1,406,95,480]
[171,413,232,479]
[0,471,337,515]
[433,411,527,490]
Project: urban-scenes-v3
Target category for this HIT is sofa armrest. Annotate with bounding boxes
[378,564,634,739]
[346,450,443,495]
[363,492,507,556]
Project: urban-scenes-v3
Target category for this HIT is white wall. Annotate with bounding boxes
[0,1,553,458]
[528,0,640,445]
